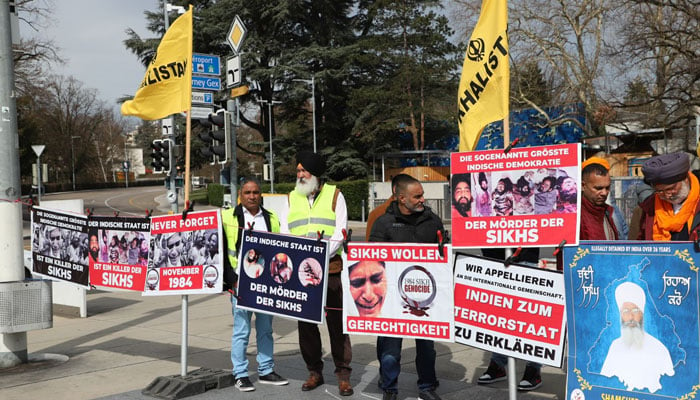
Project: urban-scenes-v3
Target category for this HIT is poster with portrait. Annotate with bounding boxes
[31,206,90,287]
[342,242,454,342]
[236,230,329,324]
[450,143,580,248]
[563,242,700,400]
[87,215,151,291]
[453,253,567,367]
[144,210,222,295]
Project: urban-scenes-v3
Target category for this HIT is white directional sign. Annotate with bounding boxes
[31,145,45,157]
[191,106,214,120]
[227,15,247,54]
[161,118,173,136]
[226,55,242,88]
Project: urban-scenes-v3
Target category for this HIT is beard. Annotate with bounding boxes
[455,199,471,216]
[666,179,690,205]
[296,175,320,197]
[620,322,645,350]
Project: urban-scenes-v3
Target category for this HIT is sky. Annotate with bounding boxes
[23,0,159,114]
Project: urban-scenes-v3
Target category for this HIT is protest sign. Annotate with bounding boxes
[450,143,580,248]
[236,230,328,324]
[342,242,454,342]
[31,207,90,287]
[453,253,566,367]
[87,215,150,291]
[145,210,222,295]
[564,242,699,399]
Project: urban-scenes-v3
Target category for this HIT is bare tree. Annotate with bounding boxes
[449,0,616,135]
[611,0,700,132]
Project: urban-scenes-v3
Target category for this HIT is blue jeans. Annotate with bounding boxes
[230,294,275,378]
[491,353,541,371]
[377,336,437,393]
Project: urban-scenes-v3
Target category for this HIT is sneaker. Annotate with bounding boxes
[517,366,542,391]
[235,376,255,392]
[259,371,289,386]
[477,361,507,384]
[419,389,442,400]
[382,391,397,400]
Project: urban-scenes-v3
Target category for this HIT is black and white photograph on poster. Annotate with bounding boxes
[148,229,221,269]
[31,206,89,287]
[146,210,223,295]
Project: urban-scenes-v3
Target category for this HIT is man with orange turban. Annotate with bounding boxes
[637,152,700,240]
[580,157,628,240]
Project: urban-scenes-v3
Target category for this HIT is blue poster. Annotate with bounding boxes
[236,230,329,324]
[563,241,700,400]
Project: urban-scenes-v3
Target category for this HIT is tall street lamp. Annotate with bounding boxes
[70,135,80,191]
[257,99,282,193]
[292,76,316,152]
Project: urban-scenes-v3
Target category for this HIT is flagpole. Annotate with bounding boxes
[184,110,192,206]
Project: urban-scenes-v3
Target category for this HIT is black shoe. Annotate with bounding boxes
[382,391,397,400]
[419,389,442,400]
[477,361,506,384]
[259,371,289,385]
[235,376,255,392]
[517,366,542,391]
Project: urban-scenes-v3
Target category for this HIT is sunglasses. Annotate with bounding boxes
[50,235,61,241]
[167,241,181,249]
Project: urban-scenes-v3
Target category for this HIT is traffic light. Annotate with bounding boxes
[208,109,231,164]
[150,139,172,174]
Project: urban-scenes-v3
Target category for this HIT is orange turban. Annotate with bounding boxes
[581,157,610,171]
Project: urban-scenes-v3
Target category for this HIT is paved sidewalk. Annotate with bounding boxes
[0,289,566,400]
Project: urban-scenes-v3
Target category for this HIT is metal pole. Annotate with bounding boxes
[124,139,129,188]
[268,101,275,194]
[37,154,42,203]
[227,100,238,201]
[71,138,76,191]
[163,0,187,377]
[0,0,29,367]
[311,76,316,152]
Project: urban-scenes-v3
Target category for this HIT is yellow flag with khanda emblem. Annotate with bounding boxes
[457,0,509,151]
[121,6,192,120]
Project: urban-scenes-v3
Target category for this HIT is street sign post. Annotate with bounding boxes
[192,53,221,76]
[192,76,221,91]
[227,15,247,54]
[192,91,214,105]
[226,55,242,88]
[191,106,214,120]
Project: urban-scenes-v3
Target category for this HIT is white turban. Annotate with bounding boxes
[615,281,646,311]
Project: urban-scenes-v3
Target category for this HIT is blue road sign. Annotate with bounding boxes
[192,53,221,76]
[192,76,221,91]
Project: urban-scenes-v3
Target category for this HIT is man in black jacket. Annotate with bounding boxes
[369,175,444,400]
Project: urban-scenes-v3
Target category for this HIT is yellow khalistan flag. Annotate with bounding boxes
[457,0,509,151]
[121,6,193,120]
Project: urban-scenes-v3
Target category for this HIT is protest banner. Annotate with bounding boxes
[145,210,222,295]
[450,143,580,248]
[31,207,89,287]
[564,242,699,399]
[453,253,566,367]
[342,242,454,342]
[236,230,329,324]
[87,215,151,291]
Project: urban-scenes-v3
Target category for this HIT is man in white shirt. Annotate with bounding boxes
[601,281,674,393]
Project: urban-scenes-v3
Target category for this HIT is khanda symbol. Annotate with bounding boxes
[467,38,485,62]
